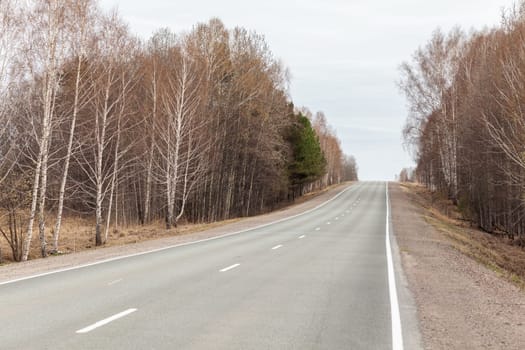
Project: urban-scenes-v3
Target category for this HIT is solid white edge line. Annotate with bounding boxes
[0,184,356,286]
[76,308,137,334]
[386,183,404,350]
[271,244,283,250]
[220,263,240,272]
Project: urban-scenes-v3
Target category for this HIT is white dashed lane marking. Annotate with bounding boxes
[220,264,240,272]
[76,308,137,334]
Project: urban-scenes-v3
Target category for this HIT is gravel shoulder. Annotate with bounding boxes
[390,182,525,349]
[0,183,351,284]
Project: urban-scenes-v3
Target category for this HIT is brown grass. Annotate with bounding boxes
[0,215,241,264]
[400,182,525,290]
[0,183,352,264]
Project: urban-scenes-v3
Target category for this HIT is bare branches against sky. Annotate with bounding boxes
[100,0,515,179]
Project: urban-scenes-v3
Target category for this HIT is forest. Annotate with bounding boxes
[0,0,358,262]
[399,2,525,245]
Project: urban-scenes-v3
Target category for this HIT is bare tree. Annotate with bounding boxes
[140,29,174,224]
[399,28,465,202]
[21,0,70,260]
[74,12,138,246]
[0,0,22,185]
[152,33,205,228]
[51,0,97,253]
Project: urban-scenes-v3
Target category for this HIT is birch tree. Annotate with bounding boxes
[50,0,97,253]
[21,0,69,260]
[0,0,22,185]
[75,12,138,246]
[140,29,174,225]
[154,33,205,228]
[399,28,465,202]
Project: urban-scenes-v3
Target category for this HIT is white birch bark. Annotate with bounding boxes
[23,0,65,260]
[52,0,95,252]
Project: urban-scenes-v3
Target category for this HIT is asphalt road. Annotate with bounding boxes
[0,182,416,349]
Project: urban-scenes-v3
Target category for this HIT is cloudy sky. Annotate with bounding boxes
[100,0,516,180]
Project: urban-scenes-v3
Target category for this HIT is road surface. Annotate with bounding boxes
[0,182,414,349]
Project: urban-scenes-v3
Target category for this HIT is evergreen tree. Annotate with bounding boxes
[288,114,326,190]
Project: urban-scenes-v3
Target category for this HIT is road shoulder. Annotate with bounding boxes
[390,182,525,349]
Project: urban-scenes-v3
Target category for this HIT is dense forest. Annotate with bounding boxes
[399,2,525,244]
[0,0,357,262]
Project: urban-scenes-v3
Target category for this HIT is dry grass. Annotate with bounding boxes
[0,183,351,264]
[0,215,240,263]
[400,182,525,290]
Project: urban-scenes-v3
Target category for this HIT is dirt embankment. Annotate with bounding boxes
[390,182,525,349]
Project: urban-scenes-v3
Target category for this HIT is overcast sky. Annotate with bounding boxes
[100,0,516,180]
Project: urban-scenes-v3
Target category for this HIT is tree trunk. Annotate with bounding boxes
[53,56,82,252]
[21,154,42,261]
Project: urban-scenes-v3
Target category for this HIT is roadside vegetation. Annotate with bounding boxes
[0,0,358,263]
[399,1,525,248]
